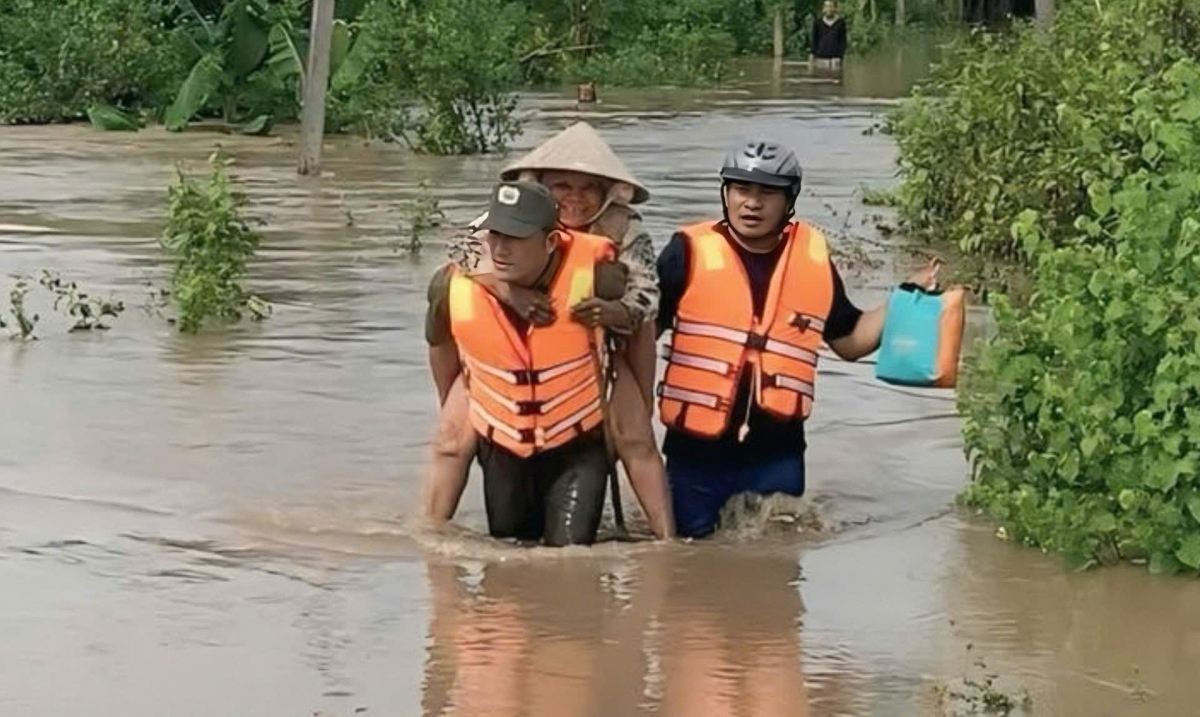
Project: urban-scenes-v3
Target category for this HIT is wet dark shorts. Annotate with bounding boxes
[666,454,805,539]
[477,434,609,547]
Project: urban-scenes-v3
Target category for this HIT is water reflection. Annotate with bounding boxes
[656,548,812,717]
[941,523,1200,716]
[729,36,947,101]
[420,547,836,717]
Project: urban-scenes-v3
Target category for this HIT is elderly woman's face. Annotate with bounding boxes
[542,170,606,228]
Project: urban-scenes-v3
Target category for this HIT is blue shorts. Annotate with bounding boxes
[666,454,806,539]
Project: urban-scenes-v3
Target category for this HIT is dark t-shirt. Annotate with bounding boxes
[655,225,862,464]
[812,16,848,59]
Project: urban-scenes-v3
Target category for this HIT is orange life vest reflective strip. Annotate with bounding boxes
[449,230,615,457]
[658,220,834,439]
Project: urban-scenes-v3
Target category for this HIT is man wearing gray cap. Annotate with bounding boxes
[422,181,651,545]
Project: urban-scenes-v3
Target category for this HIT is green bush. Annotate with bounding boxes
[528,0,773,87]
[561,24,737,87]
[163,0,310,131]
[161,155,267,333]
[0,0,186,123]
[330,0,526,154]
[960,58,1200,575]
[889,0,1200,285]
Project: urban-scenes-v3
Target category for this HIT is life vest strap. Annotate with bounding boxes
[675,320,818,367]
[657,383,724,409]
[763,338,819,366]
[464,354,524,385]
[462,352,594,387]
[661,346,733,376]
[540,398,603,441]
[471,371,595,417]
[539,375,596,414]
[674,320,750,346]
[536,353,595,383]
[473,396,599,449]
[470,399,528,443]
[790,312,826,333]
[764,373,815,397]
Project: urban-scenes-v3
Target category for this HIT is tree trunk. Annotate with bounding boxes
[773,4,785,60]
[945,0,960,22]
[895,0,906,27]
[1035,0,1054,28]
[298,0,336,176]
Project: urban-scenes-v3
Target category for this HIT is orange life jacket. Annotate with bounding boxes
[449,230,615,457]
[658,220,834,439]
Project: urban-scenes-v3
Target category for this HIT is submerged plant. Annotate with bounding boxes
[38,271,125,331]
[160,154,269,333]
[859,185,897,207]
[6,277,38,340]
[399,180,446,254]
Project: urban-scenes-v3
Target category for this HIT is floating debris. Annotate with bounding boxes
[935,661,1033,716]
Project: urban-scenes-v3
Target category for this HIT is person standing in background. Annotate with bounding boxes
[810,0,848,70]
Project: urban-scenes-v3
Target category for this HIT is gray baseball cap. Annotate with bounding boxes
[477,181,559,239]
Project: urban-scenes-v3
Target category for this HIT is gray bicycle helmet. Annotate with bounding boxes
[719,141,803,207]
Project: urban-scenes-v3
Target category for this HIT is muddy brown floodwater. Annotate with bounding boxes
[2,50,1199,717]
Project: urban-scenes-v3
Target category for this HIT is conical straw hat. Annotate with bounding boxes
[500,121,650,204]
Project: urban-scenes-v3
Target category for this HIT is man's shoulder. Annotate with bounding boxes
[426,263,461,305]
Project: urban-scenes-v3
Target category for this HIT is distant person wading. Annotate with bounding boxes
[810,0,848,70]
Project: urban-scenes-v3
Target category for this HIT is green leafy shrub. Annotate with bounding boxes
[960,59,1200,575]
[523,0,800,87]
[561,23,737,87]
[398,180,447,255]
[889,0,1200,288]
[846,14,891,56]
[0,0,186,123]
[160,155,267,333]
[330,0,525,154]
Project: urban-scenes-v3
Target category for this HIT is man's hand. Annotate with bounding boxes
[498,282,555,326]
[828,257,947,362]
[571,297,630,330]
[906,256,942,291]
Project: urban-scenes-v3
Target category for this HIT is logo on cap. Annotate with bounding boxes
[497,185,520,205]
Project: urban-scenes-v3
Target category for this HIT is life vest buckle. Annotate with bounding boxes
[512,369,536,386]
[518,427,537,444]
[790,313,812,331]
[515,400,542,416]
[745,332,768,351]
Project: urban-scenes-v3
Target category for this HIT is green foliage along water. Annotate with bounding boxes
[890,0,1200,574]
[0,0,185,124]
[161,155,267,333]
[890,0,1200,289]
[0,0,952,153]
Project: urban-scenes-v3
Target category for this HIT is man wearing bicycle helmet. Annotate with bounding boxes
[654,140,937,538]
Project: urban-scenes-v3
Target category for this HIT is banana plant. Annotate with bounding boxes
[266,12,369,102]
[166,0,368,133]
